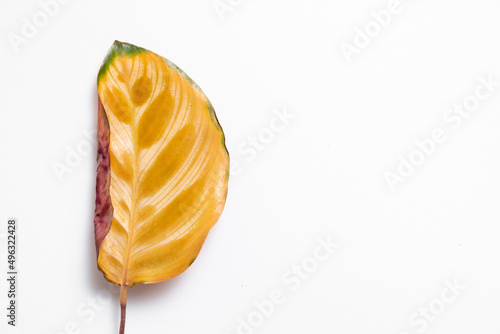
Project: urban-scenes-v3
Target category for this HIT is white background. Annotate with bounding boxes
[1,0,500,333]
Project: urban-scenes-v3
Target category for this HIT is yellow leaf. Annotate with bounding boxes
[94,41,229,291]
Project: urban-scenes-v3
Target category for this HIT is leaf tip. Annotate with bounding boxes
[98,40,147,83]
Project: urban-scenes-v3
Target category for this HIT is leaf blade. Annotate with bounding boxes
[95,41,229,287]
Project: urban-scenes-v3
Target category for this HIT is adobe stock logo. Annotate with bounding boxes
[340,0,404,63]
[224,236,339,334]
[48,287,118,334]
[396,278,466,334]
[7,0,72,54]
[52,129,96,183]
[384,74,499,191]
[230,106,295,176]
[212,0,244,21]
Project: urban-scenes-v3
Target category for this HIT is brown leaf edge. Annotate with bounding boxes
[94,96,113,258]
[93,97,128,333]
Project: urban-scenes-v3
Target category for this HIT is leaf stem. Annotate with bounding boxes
[119,285,127,334]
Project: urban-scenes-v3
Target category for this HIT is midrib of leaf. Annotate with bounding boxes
[120,59,141,287]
